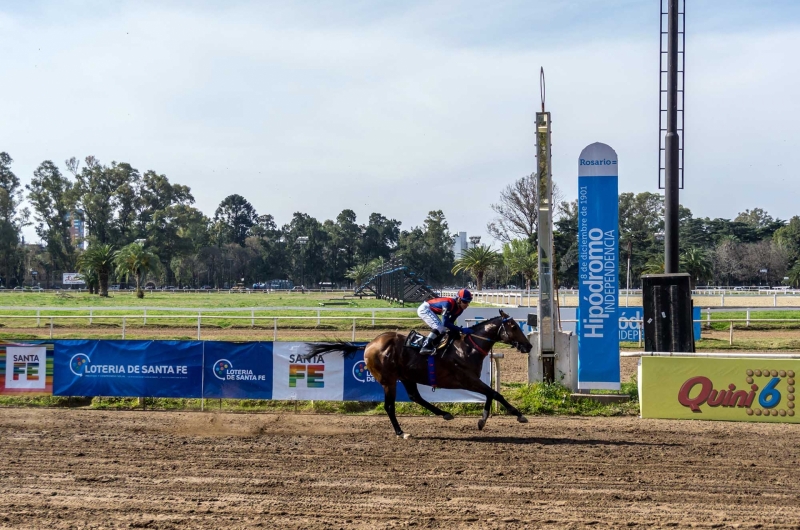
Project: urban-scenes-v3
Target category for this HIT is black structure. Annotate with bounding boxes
[645,1,694,354]
[353,259,438,304]
[659,0,685,273]
[642,273,695,353]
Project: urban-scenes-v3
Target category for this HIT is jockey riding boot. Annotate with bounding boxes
[419,331,441,355]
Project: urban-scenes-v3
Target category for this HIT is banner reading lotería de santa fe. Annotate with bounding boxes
[577,142,620,390]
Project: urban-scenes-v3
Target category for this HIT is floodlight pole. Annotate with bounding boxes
[664,0,680,273]
[536,68,556,384]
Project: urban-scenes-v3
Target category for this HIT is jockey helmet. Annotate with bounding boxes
[456,288,473,302]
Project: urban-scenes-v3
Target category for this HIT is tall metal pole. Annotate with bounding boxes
[536,69,556,383]
[664,0,680,273]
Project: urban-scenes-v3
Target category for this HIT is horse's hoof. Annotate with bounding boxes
[402,433,412,439]
[477,419,486,431]
[442,413,454,421]
[517,415,528,424]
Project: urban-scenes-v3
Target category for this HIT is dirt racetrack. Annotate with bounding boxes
[2,409,800,529]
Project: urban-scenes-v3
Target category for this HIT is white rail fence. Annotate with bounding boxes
[0,310,798,347]
[0,314,423,340]
[442,289,800,308]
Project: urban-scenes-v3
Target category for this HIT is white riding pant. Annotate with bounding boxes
[417,303,446,334]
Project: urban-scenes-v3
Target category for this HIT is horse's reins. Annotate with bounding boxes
[466,317,517,357]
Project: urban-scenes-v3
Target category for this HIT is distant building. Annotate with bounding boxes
[66,210,86,249]
[453,231,468,260]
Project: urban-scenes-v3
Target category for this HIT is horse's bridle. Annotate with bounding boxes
[467,317,524,354]
[498,317,525,352]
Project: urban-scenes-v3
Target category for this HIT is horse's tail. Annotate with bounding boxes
[303,341,362,361]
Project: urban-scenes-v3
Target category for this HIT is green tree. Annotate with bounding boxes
[680,247,713,288]
[397,211,454,286]
[554,200,578,288]
[452,245,503,291]
[0,152,29,287]
[773,216,800,264]
[114,243,160,298]
[71,157,130,245]
[214,194,258,246]
[77,244,116,297]
[619,192,664,283]
[26,160,78,272]
[359,213,401,262]
[642,254,665,275]
[787,262,800,288]
[502,239,538,290]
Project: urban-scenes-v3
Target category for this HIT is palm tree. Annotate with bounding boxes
[77,244,116,297]
[502,239,538,290]
[346,261,378,290]
[115,243,160,299]
[680,247,713,289]
[787,262,800,288]
[642,254,665,275]
[452,245,503,291]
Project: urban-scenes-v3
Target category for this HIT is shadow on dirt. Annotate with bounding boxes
[425,435,683,447]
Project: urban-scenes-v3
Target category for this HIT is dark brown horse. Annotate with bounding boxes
[305,309,533,438]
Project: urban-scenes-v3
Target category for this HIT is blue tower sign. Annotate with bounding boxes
[577,142,620,390]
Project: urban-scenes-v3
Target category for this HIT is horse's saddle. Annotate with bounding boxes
[405,330,426,349]
[405,330,456,354]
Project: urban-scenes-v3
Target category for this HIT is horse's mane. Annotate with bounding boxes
[469,314,504,330]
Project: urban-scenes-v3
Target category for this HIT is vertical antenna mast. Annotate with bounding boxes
[536,68,556,383]
[660,0,686,272]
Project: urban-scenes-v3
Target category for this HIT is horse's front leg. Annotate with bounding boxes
[401,380,454,421]
[463,378,527,430]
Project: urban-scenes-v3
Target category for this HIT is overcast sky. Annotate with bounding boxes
[2,0,799,246]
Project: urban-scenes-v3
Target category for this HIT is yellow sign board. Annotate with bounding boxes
[639,356,798,423]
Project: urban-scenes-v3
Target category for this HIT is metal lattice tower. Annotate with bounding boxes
[659,0,686,190]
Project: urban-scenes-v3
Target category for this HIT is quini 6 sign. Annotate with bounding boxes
[640,357,798,423]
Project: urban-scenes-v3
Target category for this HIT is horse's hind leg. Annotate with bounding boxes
[401,380,453,421]
[383,383,408,438]
[478,394,493,431]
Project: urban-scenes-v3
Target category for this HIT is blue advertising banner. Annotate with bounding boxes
[203,342,273,399]
[578,142,620,390]
[616,307,702,342]
[53,340,203,398]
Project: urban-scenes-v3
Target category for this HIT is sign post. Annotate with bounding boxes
[577,143,620,390]
[62,273,85,285]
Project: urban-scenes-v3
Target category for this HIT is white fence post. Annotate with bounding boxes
[36,309,40,327]
[746,309,750,327]
[251,309,255,328]
[721,293,724,307]
[352,318,356,341]
[50,317,53,339]
[89,309,93,325]
[122,317,126,339]
[273,318,277,341]
[729,321,734,345]
[706,308,711,329]
[774,294,778,307]
[372,310,375,327]
[317,310,320,327]
[143,308,147,326]
[197,312,201,340]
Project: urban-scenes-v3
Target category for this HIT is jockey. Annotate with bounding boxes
[416,288,473,355]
